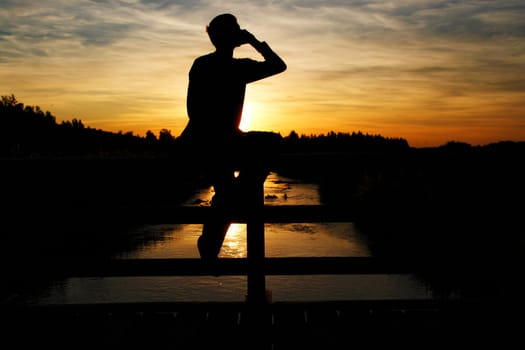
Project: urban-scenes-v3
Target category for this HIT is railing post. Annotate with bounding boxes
[246,175,268,307]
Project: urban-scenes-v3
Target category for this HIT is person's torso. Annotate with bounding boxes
[186,53,253,136]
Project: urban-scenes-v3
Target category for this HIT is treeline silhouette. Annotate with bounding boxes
[1,94,409,157]
[1,94,172,157]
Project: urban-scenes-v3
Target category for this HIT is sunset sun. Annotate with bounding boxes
[240,100,256,132]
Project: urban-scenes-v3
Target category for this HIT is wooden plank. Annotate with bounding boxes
[246,182,267,305]
[51,257,415,277]
[1,298,484,314]
[107,205,356,224]
[2,297,507,348]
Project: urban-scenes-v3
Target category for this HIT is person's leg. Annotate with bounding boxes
[197,132,282,259]
[198,169,236,260]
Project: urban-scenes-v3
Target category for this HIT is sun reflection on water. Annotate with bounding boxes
[219,224,247,258]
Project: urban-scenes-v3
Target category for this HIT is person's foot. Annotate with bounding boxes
[197,236,221,276]
[197,235,218,259]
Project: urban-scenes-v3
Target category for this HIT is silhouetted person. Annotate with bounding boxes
[178,13,287,260]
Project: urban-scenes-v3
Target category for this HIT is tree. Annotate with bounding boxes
[1,94,20,108]
[159,129,175,144]
[145,130,157,143]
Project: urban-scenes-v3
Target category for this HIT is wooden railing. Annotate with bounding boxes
[5,178,516,349]
[47,181,416,308]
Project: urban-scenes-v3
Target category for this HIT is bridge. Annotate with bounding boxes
[1,179,519,349]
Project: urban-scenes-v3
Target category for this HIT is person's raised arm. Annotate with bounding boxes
[238,29,287,80]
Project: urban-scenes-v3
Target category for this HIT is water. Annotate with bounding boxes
[31,173,433,304]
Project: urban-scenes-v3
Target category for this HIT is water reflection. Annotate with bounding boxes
[36,274,430,304]
[184,172,321,207]
[121,172,370,260]
[31,172,433,304]
[220,224,246,258]
[121,222,369,260]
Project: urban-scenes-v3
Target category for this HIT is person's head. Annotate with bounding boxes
[206,13,241,49]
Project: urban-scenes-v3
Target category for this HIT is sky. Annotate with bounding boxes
[1,0,524,147]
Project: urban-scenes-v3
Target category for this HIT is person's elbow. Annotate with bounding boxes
[276,59,287,74]
[280,61,287,73]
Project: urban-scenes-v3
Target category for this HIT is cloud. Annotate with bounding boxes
[139,0,205,10]
[388,0,525,39]
[281,1,525,41]
[73,22,138,46]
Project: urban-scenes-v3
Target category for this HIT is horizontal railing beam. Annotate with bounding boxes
[112,205,356,224]
[28,204,355,224]
[48,257,416,277]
